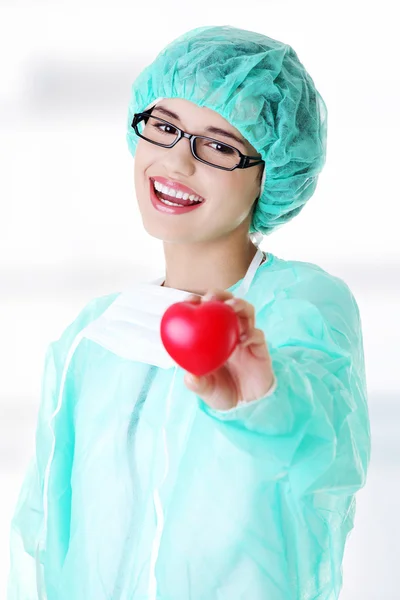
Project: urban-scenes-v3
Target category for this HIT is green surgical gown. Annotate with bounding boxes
[8,251,371,599]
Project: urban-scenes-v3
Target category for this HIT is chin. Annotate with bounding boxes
[141,220,191,244]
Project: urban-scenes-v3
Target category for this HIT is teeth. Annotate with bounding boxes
[153,180,203,203]
[160,198,185,207]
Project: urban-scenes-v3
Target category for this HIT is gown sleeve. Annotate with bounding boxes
[7,293,120,599]
[7,344,58,599]
[197,273,371,497]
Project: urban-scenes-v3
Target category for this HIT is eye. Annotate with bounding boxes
[153,122,178,135]
[208,141,236,155]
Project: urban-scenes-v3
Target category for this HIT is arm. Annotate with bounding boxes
[7,344,57,599]
[197,280,371,497]
[7,292,120,599]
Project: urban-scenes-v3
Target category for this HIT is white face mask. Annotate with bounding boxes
[81,248,265,369]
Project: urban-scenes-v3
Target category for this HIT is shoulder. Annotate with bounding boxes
[256,253,359,312]
[253,255,362,347]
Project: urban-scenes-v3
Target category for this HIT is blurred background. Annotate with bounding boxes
[1,0,399,597]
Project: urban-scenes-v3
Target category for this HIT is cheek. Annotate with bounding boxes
[134,140,150,172]
[212,172,255,209]
[134,142,156,191]
[239,172,259,207]
[209,171,237,197]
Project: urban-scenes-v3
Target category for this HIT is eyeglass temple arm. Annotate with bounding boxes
[242,156,265,168]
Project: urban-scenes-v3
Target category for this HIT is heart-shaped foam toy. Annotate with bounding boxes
[160,299,240,376]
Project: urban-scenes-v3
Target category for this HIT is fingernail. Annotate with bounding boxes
[226,298,237,306]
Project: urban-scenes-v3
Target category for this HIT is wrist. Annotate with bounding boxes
[236,373,277,407]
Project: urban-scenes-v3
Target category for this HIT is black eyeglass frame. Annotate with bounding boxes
[131,112,265,172]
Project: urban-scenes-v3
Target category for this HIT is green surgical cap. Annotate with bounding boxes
[126,25,328,236]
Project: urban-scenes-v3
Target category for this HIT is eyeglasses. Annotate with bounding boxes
[131,112,265,172]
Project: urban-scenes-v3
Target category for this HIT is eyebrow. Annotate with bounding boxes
[151,106,248,149]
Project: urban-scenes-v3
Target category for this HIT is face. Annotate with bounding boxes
[134,98,264,244]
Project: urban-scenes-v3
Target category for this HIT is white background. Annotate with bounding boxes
[1,0,399,598]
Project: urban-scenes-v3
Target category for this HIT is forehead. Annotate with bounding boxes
[151,98,258,154]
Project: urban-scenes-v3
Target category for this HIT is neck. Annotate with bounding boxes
[161,232,260,295]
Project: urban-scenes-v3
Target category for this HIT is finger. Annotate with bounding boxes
[240,328,270,358]
[185,294,202,304]
[202,288,234,302]
[240,328,265,347]
[225,298,255,334]
[184,371,215,396]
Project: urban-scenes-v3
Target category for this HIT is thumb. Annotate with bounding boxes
[184,372,214,396]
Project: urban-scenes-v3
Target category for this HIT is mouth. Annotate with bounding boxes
[150,178,205,207]
[149,178,206,214]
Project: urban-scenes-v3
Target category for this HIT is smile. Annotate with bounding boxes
[149,179,205,215]
[152,179,204,205]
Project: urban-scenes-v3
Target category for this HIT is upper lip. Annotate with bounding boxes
[150,176,205,200]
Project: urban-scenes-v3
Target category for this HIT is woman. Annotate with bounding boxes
[8,25,371,599]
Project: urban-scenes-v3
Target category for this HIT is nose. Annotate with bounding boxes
[162,136,196,176]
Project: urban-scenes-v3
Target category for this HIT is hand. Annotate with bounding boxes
[183,289,275,411]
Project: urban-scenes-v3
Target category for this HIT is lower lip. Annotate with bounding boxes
[149,180,204,214]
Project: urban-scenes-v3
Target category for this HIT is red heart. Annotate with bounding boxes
[160,300,240,376]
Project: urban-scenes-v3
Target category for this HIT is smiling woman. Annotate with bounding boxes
[8,24,370,600]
